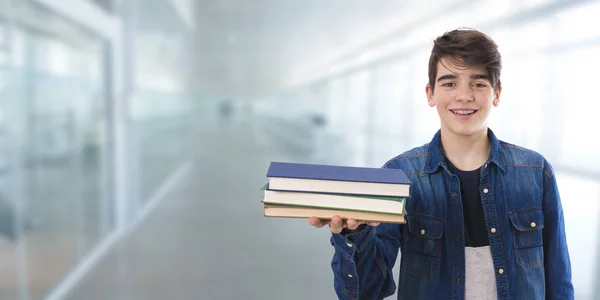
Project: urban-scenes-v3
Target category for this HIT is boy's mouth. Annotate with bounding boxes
[450,109,478,115]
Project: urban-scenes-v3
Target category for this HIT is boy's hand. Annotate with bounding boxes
[308,215,380,234]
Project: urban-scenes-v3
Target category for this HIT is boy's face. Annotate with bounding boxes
[426,57,501,137]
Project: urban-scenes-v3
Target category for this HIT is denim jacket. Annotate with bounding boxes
[330,128,574,300]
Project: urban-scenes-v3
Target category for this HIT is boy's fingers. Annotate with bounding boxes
[346,218,360,230]
[308,217,327,228]
[329,216,344,234]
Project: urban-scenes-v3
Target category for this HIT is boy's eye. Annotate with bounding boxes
[441,82,455,87]
[473,83,487,88]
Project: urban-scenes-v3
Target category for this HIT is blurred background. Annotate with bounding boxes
[0,0,598,299]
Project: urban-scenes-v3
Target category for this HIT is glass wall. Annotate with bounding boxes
[124,2,197,203]
[0,6,108,300]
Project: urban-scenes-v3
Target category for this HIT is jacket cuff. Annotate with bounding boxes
[330,225,375,256]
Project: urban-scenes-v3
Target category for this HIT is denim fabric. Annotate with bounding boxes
[330,129,574,300]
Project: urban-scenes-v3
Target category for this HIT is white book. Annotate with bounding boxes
[263,189,405,215]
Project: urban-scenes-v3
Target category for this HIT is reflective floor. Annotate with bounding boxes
[62,115,358,300]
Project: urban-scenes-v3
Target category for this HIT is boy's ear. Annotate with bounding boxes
[493,86,502,106]
[426,84,435,107]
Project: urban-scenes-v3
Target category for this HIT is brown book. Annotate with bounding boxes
[264,204,406,224]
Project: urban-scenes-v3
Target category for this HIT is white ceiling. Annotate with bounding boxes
[0,0,103,53]
[189,0,437,98]
[2,0,467,99]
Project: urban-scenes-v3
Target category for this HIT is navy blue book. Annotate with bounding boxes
[266,161,410,197]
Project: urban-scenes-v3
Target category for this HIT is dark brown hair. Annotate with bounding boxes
[428,28,502,93]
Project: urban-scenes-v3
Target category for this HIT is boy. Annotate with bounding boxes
[309,28,574,300]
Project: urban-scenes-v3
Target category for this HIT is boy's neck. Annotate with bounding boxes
[440,127,491,171]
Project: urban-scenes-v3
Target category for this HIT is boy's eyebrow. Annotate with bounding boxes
[471,74,491,80]
[436,74,491,82]
[436,74,456,82]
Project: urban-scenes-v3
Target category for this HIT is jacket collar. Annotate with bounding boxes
[424,128,506,174]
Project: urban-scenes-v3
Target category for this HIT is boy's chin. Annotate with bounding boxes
[447,125,486,137]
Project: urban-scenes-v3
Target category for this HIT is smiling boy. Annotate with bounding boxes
[309,28,574,300]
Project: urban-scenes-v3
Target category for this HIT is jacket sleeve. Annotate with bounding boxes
[330,222,403,300]
[542,160,574,299]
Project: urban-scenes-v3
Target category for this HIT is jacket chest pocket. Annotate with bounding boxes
[402,214,445,276]
[509,207,544,268]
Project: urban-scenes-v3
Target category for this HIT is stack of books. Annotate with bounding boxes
[262,161,410,224]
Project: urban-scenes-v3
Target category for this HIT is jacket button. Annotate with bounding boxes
[456,279,461,284]
[530,222,536,228]
[490,228,496,233]
[348,274,353,278]
[483,188,489,194]
[498,269,504,274]
[456,234,462,240]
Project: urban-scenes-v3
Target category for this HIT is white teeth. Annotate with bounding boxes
[453,110,475,115]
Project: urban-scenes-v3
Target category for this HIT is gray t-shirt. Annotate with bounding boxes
[446,159,497,299]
